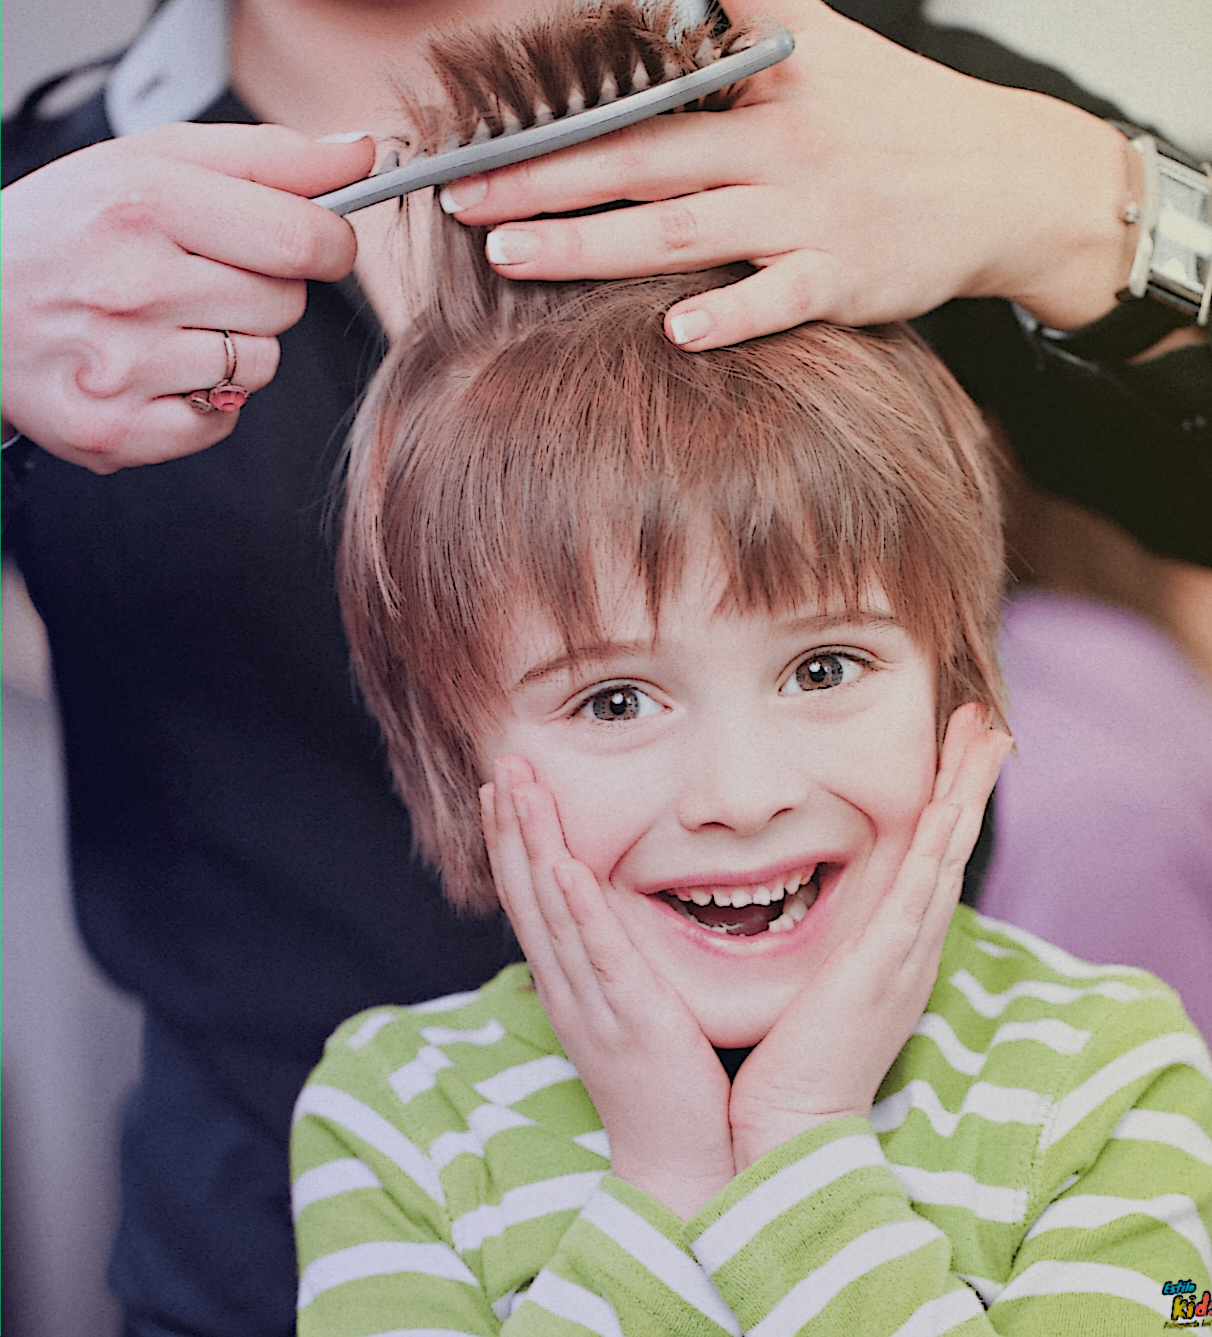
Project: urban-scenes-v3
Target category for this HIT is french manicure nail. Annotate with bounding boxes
[669,309,712,345]
[439,175,488,213]
[317,130,374,143]
[486,229,540,265]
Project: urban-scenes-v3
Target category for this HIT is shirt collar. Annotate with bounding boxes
[106,0,232,137]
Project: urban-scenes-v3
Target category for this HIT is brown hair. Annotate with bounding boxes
[340,6,1007,915]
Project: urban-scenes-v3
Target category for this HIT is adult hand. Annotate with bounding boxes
[0,123,373,472]
[482,756,735,1219]
[442,0,1132,348]
[727,704,1012,1170]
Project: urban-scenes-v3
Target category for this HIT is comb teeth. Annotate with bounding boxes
[410,1,758,157]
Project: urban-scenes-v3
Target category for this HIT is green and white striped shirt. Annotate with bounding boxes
[292,907,1212,1335]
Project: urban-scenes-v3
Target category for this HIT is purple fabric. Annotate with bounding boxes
[982,591,1212,1041]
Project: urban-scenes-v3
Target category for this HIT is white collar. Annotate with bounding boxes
[106,0,232,137]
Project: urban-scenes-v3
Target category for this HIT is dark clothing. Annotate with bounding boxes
[4,81,522,1337]
[2,10,1207,1336]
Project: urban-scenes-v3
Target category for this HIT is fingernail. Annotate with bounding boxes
[669,309,712,345]
[486,229,540,265]
[317,130,374,144]
[439,175,488,213]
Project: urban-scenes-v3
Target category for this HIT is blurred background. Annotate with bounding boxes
[2,3,1209,1337]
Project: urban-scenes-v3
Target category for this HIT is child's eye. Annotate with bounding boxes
[579,685,661,721]
[781,652,865,694]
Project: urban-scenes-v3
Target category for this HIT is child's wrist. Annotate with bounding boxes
[609,1156,736,1221]
[731,1106,864,1173]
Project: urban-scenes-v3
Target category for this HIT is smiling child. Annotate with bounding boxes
[290,10,1212,1334]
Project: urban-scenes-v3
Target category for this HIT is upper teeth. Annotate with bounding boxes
[671,868,814,908]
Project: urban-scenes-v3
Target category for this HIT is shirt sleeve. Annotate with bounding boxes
[292,1078,742,1337]
[684,1017,1212,1335]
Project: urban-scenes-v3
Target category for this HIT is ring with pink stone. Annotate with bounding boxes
[186,331,250,414]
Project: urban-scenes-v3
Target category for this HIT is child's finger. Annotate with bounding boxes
[479,783,504,902]
[903,726,1012,958]
[931,702,988,803]
[877,718,1010,946]
[922,725,1012,927]
[551,860,646,989]
[507,775,662,1020]
[495,753,537,789]
[510,780,623,1004]
[486,767,571,989]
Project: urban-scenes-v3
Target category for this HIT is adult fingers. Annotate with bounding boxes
[87,154,360,283]
[443,103,766,225]
[169,328,282,397]
[1,127,370,469]
[69,326,281,404]
[126,121,377,202]
[161,256,307,337]
[481,183,789,280]
[46,388,251,473]
[663,252,850,350]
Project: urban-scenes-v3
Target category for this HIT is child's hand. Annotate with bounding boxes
[728,704,1013,1169]
[482,757,736,1218]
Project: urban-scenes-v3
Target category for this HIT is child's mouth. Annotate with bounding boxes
[655,866,821,936]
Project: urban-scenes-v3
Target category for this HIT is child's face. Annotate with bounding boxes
[480,550,939,1049]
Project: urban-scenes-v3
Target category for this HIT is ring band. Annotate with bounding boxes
[186,331,250,414]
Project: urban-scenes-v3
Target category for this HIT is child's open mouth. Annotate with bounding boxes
[655,866,821,936]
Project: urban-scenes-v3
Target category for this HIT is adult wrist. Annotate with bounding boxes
[1022,124,1211,365]
[983,100,1137,331]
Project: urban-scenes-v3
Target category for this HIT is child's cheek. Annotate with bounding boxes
[821,703,937,844]
[531,753,658,883]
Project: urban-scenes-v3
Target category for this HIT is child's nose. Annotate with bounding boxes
[674,711,806,836]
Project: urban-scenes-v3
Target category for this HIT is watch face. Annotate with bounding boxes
[1151,156,1211,316]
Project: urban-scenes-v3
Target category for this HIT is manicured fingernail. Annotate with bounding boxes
[669,309,712,345]
[317,130,374,143]
[439,175,488,213]
[486,229,540,265]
